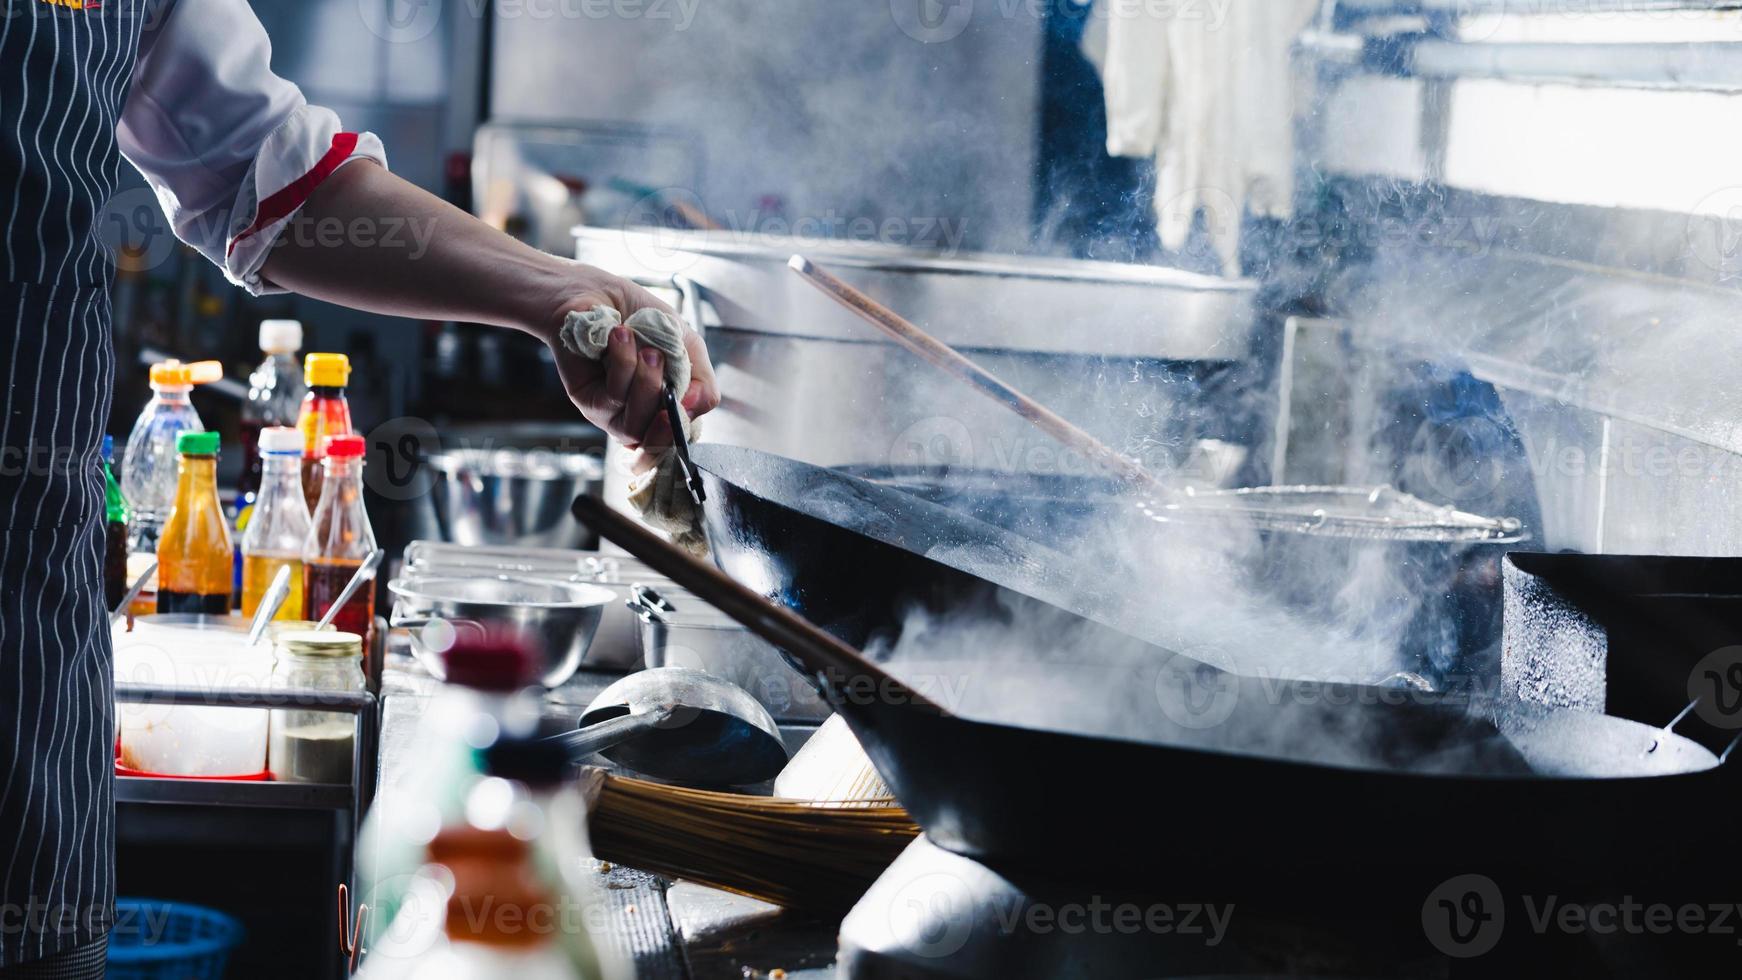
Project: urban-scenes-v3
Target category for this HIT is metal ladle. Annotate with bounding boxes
[554,667,787,786]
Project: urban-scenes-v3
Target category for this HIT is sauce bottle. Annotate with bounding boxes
[121,358,220,553]
[241,426,311,621]
[240,319,306,501]
[304,434,376,648]
[156,431,233,615]
[296,352,353,515]
[102,435,129,610]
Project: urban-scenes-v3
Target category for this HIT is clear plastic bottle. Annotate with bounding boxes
[155,431,233,615]
[240,319,306,501]
[241,426,311,620]
[304,434,376,647]
[121,359,220,553]
[296,352,353,515]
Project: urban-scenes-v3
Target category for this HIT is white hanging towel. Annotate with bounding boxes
[1102,0,1319,272]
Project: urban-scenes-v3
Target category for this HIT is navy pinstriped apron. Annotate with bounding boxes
[1,0,145,968]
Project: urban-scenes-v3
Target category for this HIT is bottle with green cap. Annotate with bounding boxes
[156,430,233,614]
[102,435,130,608]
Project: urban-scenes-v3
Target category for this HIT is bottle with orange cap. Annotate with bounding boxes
[297,352,354,515]
[121,358,222,553]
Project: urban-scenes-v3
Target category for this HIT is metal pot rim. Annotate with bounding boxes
[387,574,616,610]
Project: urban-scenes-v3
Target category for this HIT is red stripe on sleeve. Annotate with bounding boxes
[226,132,363,257]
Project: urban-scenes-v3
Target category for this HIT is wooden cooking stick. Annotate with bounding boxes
[787,254,1169,494]
[571,495,945,714]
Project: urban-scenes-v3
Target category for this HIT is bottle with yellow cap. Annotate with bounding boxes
[296,352,353,514]
[121,358,223,553]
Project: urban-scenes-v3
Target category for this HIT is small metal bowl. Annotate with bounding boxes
[388,575,615,688]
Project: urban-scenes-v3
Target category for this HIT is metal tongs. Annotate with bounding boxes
[663,384,706,507]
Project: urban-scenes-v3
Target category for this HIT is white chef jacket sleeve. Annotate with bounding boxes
[117,0,388,295]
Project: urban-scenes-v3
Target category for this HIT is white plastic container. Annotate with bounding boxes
[113,616,273,777]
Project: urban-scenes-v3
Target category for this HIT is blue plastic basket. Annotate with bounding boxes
[107,899,243,980]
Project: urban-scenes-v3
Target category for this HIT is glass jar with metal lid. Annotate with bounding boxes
[269,630,364,784]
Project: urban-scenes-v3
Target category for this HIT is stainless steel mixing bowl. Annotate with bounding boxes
[387,575,616,688]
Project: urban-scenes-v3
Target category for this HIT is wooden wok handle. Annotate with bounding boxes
[571,495,945,714]
[787,254,1169,495]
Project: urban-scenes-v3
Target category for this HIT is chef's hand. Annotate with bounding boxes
[255,163,718,449]
[544,267,720,451]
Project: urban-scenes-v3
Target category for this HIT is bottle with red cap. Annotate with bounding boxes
[303,433,376,647]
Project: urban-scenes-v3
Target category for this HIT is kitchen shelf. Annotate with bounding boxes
[116,775,353,810]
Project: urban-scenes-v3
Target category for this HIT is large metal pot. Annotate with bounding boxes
[576,228,1263,512]
[387,575,615,688]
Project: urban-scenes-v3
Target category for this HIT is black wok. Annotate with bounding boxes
[573,496,1739,894]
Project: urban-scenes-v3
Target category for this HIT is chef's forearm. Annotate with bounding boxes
[259,160,577,341]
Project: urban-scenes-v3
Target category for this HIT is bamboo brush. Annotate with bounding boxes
[578,768,919,912]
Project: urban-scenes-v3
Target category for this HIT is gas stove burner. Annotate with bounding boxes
[839,837,1731,979]
[836,838,1425,980]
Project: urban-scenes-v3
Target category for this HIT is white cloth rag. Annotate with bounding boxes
[1101,0,1318,273]
[559,305,708,555]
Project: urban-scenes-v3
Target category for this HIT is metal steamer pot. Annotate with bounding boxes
[575,227,1260,512]
[835,463,1527,682]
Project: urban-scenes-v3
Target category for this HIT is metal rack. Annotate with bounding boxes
[113,682,377,827]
